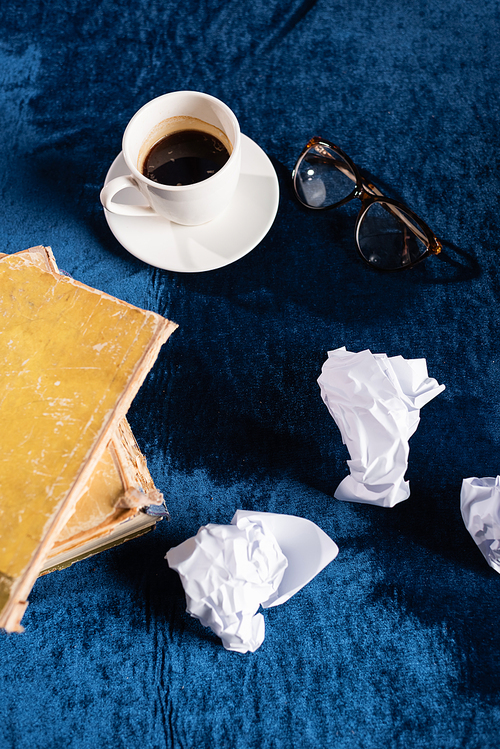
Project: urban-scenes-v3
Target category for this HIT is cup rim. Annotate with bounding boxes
[121,90,241,192]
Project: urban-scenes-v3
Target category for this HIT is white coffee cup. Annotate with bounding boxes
[100,91,241,226]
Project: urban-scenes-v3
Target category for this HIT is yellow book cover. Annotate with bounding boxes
[0,248,177,632]
[2,248,169,578]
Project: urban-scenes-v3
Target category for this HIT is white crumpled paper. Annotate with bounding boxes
[461,476,500,573]
[166,510,339,653]
[318,347,445,507]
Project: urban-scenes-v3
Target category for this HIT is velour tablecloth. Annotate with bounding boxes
[1,1,499,747]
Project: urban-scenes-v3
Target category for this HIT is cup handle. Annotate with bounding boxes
[100,175,156,217]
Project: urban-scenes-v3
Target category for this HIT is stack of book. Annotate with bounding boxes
[0,246,177,632]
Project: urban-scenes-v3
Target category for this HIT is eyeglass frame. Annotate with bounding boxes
[292,136,442,271]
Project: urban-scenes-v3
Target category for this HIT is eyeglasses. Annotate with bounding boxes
[292,137,442,271]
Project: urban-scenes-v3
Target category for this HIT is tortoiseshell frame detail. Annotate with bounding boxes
[292,136,442,271]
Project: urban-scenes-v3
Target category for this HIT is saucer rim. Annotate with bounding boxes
[102,133,279,273]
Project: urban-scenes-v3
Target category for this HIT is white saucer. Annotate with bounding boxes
[102,134,279,272]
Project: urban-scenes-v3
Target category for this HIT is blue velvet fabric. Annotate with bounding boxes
[1,1,500,747]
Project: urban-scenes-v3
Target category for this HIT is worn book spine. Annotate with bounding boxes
[45,419,161,555]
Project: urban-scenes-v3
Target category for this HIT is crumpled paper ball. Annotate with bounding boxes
[166,514,288,653]
[318,347,445,507]
[461,476,500,573]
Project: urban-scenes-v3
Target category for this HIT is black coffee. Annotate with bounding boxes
[142,129,230,186]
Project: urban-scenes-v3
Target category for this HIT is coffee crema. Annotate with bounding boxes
[141,128,230,186]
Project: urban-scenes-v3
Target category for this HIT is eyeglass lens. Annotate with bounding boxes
[356,202,429,270]
[295,143,356,208]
